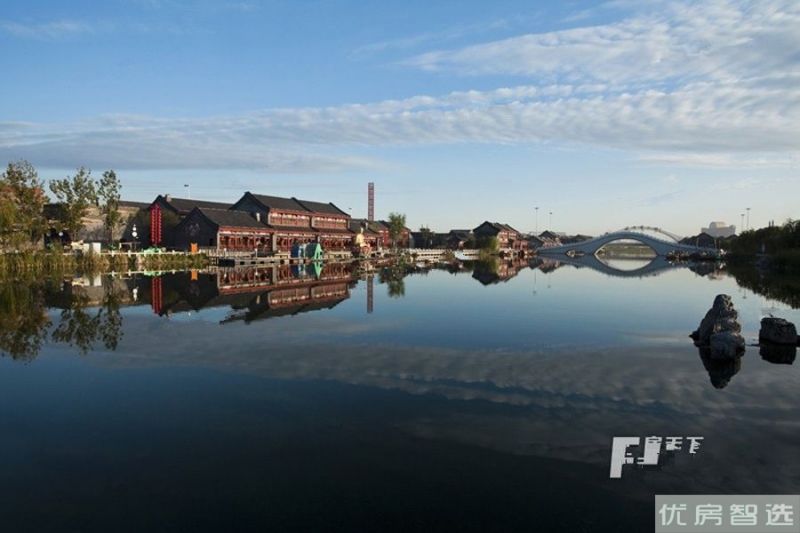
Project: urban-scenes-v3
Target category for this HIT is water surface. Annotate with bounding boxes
[1,259,798,532]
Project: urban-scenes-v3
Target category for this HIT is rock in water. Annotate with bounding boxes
[759,317,798,345]
[691,294,745,360]
[709,330,746,360]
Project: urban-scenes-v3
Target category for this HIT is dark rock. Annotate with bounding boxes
[709,330,746,359]
[760,344,797,365]
[759,317,798,345]
[691,295,745,361]
[691,294,739,347]
[698,347,742,389]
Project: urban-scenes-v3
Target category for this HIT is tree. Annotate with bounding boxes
[0,160,47,249]
[49,167,97,241]
[418,226,434,248]
[387,212,407,249]
[97,169,122,245]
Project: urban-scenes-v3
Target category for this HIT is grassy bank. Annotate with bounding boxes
[140,252,208,271]
[0,250,209,279]
[0,251,133,279]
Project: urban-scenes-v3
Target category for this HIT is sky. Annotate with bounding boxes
[0,0,797,235]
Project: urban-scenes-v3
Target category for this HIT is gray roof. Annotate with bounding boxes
[295,198,349,216]
[196,208,270,229]
[248,193,308,212]
[118,200,150,209]
[157,196,231,213]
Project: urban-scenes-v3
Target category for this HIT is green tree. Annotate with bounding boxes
[418,226,434,248]
[49,167,97,241]
[97,169,122,245]
[387,212,407,249]
[0,160,47,249]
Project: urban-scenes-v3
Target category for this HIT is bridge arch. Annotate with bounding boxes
[538,227,720,259]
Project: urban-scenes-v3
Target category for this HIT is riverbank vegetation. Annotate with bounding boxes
[725,220,800,270]
[0,251,134,279]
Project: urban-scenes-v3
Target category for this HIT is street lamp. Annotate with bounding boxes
[740,213,744,233]
[549,211,553,230]
[746,207,751,231]
[535,206,539,233]
[132,224,138,252]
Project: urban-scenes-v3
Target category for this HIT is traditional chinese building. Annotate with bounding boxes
[148,195,232,247]
[228,192,352,253]
[173,207,273,251]
[472,221,527,252]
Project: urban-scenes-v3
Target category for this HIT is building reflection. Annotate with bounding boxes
[145,262,358,324]
[471,258,528,285]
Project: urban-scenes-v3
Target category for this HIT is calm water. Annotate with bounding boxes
[1,259,798,532]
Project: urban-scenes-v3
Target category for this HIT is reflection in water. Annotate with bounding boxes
[471,258,527,285]
[0,258,799,531]
[760,343,797,365]
[727,261,800,308]
[697,347,743,388]
[0,281,51,361]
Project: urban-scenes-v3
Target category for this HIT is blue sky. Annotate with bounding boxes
[1,0,797,235]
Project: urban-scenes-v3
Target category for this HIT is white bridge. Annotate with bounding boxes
[538,226,720,258]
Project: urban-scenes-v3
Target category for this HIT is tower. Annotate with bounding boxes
[368,182,374,222]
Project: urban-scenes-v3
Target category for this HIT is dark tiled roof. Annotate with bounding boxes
[474,221,520,234]
[499,223,520,234]
[197,208,270,229]
[378,220,411,232]
[118,200,150,209]
[295,198,349,216]
[348,219,380,234]
[351,219,386,233]
[248,193,308,212]
[158,196,231,213]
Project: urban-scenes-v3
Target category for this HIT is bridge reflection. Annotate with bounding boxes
[533,253,689,278]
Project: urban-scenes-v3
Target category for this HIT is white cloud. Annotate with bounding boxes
[1,77,796,171]
[0,19,93,40]
[403,0,800,87]
[1,0,796,172]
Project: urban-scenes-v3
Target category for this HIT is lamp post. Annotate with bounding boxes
[184,184,190,199]
[535,206,539,233]
[132,224,138,252]
[740,213,744,233]
[549,211,553,230]
[746,207,751,231]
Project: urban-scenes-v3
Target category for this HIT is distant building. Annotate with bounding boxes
[680,232,719,249]
[446,229,472,250]
[472,221,527,252]
[701,221,736,238]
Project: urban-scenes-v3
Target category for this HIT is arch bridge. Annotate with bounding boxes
[537,226,720,258]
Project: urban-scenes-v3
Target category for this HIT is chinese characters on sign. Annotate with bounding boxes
[610,436,703,478]
[655,495,800,533]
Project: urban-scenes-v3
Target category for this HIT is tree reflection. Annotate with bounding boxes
[0,282,51,361]
[51,279,124,354]
[379,264,408,299]
[0,277,125,361]
[726,262,800,308]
